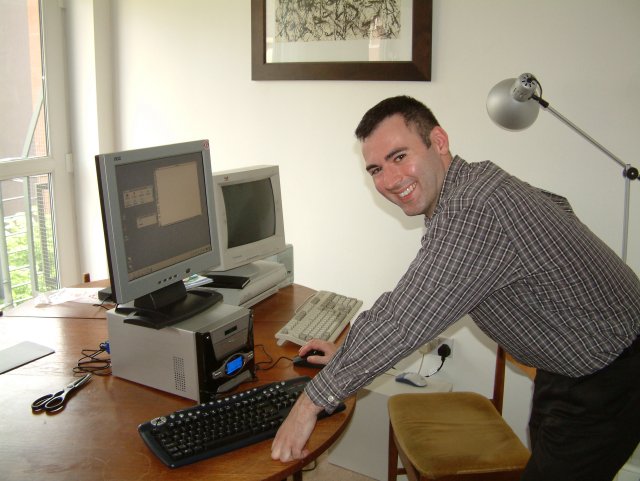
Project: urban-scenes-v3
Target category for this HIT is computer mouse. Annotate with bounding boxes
[303,349,324,359]
[292,349,325,369]
[395,372,428,387]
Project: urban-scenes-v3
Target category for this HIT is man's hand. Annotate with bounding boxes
[299,339,338,366]
[271,391,324,462]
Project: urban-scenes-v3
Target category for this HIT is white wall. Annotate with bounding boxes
[66,0,640,445]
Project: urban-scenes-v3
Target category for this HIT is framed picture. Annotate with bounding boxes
[251,0,432,81]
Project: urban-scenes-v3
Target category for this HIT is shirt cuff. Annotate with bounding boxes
[304,368,344,413]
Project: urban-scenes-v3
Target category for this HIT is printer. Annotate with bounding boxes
[107,302,254,402]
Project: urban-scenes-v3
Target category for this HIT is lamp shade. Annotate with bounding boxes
[486,76,540,131]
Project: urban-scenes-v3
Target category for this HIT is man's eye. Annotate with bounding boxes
[394,153,406,162]
[368,167,381,176]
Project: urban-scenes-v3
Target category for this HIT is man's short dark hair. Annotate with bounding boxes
[355,95,440,147]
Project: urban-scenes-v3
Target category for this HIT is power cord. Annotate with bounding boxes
[414,342,451,378]
[438,343,452,359]
[428,343,452,376]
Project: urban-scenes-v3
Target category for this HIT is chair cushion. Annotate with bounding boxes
[388,392,530,478]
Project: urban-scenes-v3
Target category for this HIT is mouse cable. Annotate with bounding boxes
[253,343,295,371]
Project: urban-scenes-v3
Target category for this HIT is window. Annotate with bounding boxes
[1,0,62,308]
[0,175,58,307]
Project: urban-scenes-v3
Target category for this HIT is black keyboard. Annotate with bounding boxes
[138,376,345,468]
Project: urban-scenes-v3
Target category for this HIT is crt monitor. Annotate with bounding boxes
[95,139,222,327]
[211,165,286,272]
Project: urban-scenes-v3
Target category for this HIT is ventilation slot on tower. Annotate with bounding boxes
[173,356,186,392]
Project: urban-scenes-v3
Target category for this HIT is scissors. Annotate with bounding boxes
[31,373,92,413]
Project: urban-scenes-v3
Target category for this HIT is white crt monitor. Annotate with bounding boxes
[211,165,286,272]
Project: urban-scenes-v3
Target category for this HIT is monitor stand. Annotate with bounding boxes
[204,260,287,308]
[115,281,223,329]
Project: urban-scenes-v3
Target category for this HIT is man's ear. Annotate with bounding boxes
[429,126,450,155]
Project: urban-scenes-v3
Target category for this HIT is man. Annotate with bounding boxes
[271,96,640,480]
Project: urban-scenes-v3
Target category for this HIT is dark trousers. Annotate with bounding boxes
[521,336,640,481]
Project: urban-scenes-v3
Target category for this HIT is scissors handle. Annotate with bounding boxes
[31,374,92,413]
[31,393,56,411]
[43,393,67,411]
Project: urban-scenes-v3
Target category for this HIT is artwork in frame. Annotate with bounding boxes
[251,0,432,81]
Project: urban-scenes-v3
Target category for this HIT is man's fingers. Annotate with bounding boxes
[271,392,323,462]
[270,445,309,462]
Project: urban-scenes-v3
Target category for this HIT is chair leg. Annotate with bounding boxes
[388,421,399,481]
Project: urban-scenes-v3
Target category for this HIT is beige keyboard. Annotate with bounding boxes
[275,290,362,346]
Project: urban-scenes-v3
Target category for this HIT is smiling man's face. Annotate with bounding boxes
[363,114,451,218]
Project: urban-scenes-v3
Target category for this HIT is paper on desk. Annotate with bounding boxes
[36,287,102,305]
[0,341,55,374]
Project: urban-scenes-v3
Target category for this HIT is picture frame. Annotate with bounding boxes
[251,0,432,81]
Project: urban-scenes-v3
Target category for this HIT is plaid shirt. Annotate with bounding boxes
[307,156,640,411]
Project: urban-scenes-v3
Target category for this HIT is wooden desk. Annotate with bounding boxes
[0,285,355,481]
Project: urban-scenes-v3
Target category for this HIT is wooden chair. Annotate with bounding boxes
[387,346,532,481]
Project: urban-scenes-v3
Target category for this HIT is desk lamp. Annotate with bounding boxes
[486,73,638,262]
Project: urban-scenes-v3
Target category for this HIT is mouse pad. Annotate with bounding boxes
[0,341,55,374]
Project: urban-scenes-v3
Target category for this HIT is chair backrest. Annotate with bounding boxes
[491,345,536,414]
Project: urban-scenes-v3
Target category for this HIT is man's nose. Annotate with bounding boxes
[382,165,402,190]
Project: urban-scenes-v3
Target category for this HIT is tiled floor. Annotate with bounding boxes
[290,452,377,481]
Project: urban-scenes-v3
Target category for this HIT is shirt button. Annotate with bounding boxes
[328,395,335,403]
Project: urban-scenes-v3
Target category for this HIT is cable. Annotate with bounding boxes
[253,344,295,371]
[420,343,452,378]
[438,343,451,359]
[417,351,426,373]
[302,459,318,472]
[423,357,445,377]
[92,299,113,309]
[256,356,295,371]
[73,343,112,376]
[530,76,550,108]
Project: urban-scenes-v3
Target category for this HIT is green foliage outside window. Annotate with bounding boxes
[1,206,58,308]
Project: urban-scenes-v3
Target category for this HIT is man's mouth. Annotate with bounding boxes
[398,182,417,199]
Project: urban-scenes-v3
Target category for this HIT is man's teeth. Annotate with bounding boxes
[399,183,416,198]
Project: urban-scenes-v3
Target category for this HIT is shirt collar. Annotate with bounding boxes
[425,155,466,225]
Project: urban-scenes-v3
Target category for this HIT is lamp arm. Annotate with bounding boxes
[532,95,636,263]
[532,96,628,170]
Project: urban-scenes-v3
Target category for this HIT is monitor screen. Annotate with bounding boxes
[223,178,276,248]
[96,140,221,314]
[212,165,286,271]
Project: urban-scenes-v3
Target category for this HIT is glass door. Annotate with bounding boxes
[0,0,77,307]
